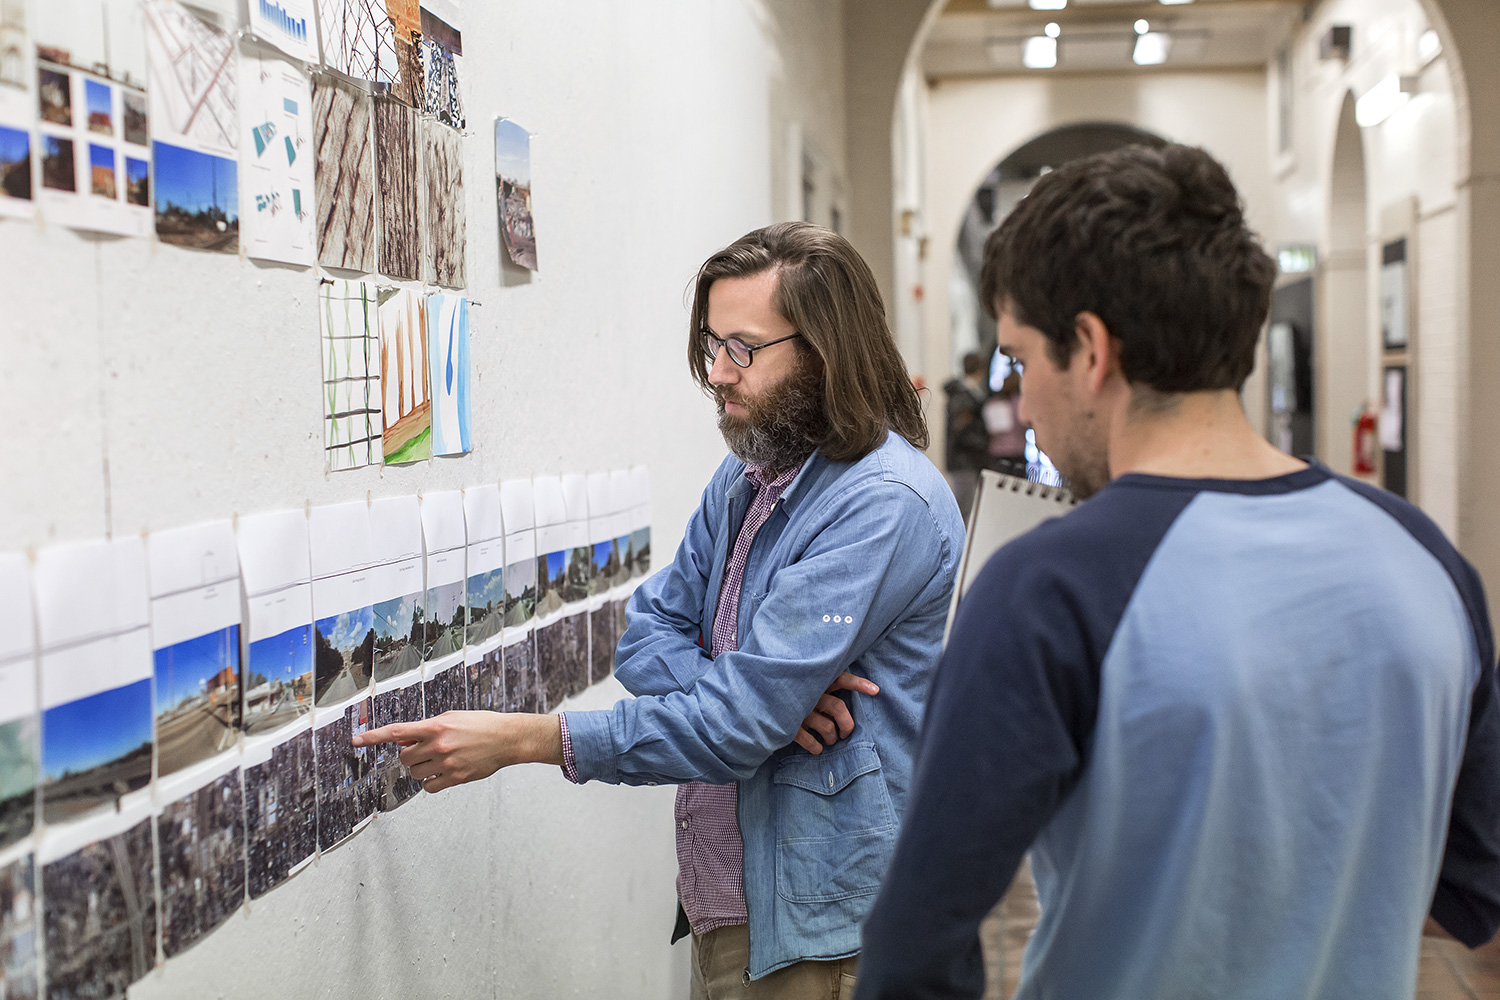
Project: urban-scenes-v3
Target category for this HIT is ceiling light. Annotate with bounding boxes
[1023,35,1058,69]
[1133,31,1170,65]
[1134,19,1150,34]
[1355,74,1417,127]
[1159,0,1194,5]
[1044,22,1060,38]
[1028,0,1067,10]
[1417,29,1441,66]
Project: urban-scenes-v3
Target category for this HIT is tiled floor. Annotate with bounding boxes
[978,862,1500,1000]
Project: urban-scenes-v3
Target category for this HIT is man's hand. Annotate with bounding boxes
[353,712,564,793]
[793,672,880,755]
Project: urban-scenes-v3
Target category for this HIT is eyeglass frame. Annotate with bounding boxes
[699,328,804,369]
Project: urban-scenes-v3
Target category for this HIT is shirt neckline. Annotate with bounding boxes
[1107,458,1332,496]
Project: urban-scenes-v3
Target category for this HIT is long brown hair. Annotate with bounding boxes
[687,222,928,462]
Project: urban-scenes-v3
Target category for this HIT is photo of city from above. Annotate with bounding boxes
[154,625,240,778]
[422,662,465,718]
[371,591,422,683]
[42,818,156,999]
[314,699,374,852]
[590,605,617,685]
[42,678,152,824]
[420,580,464,662]
[157,769,245,958]
[244,729,316,900]
[536,613,587,712]
[0,854,36,1000]
[243,623,314,736]
[372,683,422,812]
[503,557,536,627]
[501,638,538,714]
[313,605,374,707]
[466,648,502,713]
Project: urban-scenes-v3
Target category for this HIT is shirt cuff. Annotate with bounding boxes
[560,708,622,785]
[558,712,581,784]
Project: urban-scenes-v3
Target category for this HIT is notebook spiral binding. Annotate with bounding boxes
[995,471,1078,507]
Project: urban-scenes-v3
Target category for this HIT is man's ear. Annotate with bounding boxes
[1074,312,1121,395]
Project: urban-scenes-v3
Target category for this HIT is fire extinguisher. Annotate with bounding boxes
[1352,404,1377,477]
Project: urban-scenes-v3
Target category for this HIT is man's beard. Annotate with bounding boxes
[717,361,829,474]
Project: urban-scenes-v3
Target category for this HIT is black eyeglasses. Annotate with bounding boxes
[699,329,802,369]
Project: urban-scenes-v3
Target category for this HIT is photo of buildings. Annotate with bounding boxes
[42,818,156,999]
[372,591,422,683]
[38,67,70,127]
[465,566,504,646]
[156,769,245,957]
[154,625,240,778]
[124,156,148,206]
[41,678,152,824]
[84,79,112,135]
[243,623,314,736]
[243,729,317,900]
[313,605,374,707]
[503,556,536,628]
[87,143,115,198]
[420,580,464,662]
[631,527,651,578]
[40,135,74,192]
[493,117,535,270]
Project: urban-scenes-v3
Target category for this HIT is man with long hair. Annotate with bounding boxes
[358,222,964,996]
[854,143,1500,999]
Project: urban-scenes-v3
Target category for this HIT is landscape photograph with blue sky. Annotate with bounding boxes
[42,677,152,822]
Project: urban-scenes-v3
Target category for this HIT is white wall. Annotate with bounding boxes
[917,69,1274,463]
[0,1,854,996]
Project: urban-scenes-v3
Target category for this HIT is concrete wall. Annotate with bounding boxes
[0,1,855,996]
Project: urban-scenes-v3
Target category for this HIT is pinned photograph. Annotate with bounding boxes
[87,143,115,198]
[0,126,31,203]
[372,591,422,683]
[314,606,375,708]
[156,767,245,957]
[504,555,537,628]
[467,648,502,713]
[0,713,37,852]
[378,288,431,465]
[84,79,111,135]
[536,613,588,711]
[501,636,539,713]
[466,567,504,647]
[314,697,374,851]
[154,625,240,778]
[243,728,316,899]
[422,580,464,664]
[589,539,618,598]
[41,677,152,825]
[123,91,147,145]
[426,293,471,456]
[42,818,156,998]
[372,682,422,811]
[40,135,73,192]
[590,605,617,686]
[153,141,238,252]
[124,156,148,206]
[313,79,375,272]
[616,531,635,582]
[535,550,570,620]
[632,527,652,579]
[244,623,314,735]
[418,37,463,130]
[0,854,37,1000]
[37,66,69,126]
[422,662,466,718]
[494,118,536,270]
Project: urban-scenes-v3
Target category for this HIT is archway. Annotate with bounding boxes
[1317,90,1370,478]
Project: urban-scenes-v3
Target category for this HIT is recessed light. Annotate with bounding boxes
[1134,19,1150,34]
[1044,22,1061,38]
[1133,31,1170,65]
[1023,35,1058,69]
[1028,0,1067,10]
[1159,0,1194,5]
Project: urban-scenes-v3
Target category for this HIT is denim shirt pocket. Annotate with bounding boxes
[771,742,898,903]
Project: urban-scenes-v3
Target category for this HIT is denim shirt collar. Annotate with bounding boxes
[725,451,822,510]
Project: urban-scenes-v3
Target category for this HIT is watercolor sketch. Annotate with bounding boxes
[313,78,374,272]
[374,96,419,280]
[320,278,383,472]
[154,625,240,778]
[378,288,431,465]
[425,293,470,457]
[494,118,536,270]
[42,819,156,998]
[41,678,152,825]
[420,119,465,287]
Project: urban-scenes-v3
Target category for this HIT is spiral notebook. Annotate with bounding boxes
[945,470,1078,638]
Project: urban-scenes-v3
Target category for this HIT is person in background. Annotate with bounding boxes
[983,370,1027,477]
[855,143,1500,999]
[358,222,964,1000]
[943,351,991,517]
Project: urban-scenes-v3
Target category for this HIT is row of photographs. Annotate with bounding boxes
[0,1,536,284]
[0,599,630,1000]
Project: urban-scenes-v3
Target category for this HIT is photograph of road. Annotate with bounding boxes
[153,141,238,252]
[314,606,375,707]
[465,566,504,646]
[0,714,38,851]
[422,663,465,718]
[157,769,244,958]
[154,625,240,778]
[503,556,536,628]
[590,539,620,597]
[493,117,535,270]
[41,678,152,825]
[0,853,36,1000]
[314,698,374,852]
[243,623,314,736]
[631,527,651,578]
[0,126,30,203]
[372,684,421,811]
[244,729,316,899]
[421,580,464,663]
[536,614,587,711]
[42,818,156,999]
[616,532,635,581]
[536,547,592,616]
[590,606,617,687]
[501,638,538,714]
[372,591,422,683]
[467,649,502,713]
[124,155,148,206]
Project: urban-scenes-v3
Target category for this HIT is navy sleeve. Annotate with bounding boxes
[854,484,1193,1000]
[1340,477,1500,946]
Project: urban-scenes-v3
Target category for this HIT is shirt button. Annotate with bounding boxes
[681,818,690,830]
[827,772,835,788]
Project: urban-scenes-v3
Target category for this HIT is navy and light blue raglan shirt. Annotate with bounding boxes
[856,462,1500,1000]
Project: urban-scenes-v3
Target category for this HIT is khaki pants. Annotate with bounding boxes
[689,924,858,1000]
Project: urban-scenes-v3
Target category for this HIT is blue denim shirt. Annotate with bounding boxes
[565,431,964,978]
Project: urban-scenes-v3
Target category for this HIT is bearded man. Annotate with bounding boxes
[358,222,965,998]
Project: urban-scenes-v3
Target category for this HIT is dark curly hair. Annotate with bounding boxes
[980,143,1276,392]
